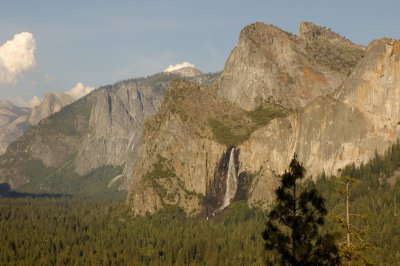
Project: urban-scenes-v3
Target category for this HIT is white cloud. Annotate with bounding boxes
[29,96,41,107]
[0,32,36,85]
[164,62,195,73]
[65,82,94,99]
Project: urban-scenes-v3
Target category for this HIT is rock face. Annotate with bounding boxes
[217,22,363,111]
[0,93,77,155]
[0,74,176,193]
[128,81,229,215]
[74,79,164,179]
[239,38,400,209]
[28,92,75,125]
[0,100,30,154]
[299,21,365,75]
[127,78,284,216]
[127,22,400,215]
[205,146,240,212]
[2,21,399,215]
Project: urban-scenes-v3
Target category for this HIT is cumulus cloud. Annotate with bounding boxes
[0,32,36,85]
[65,82,94,99]
[164,62,195,73]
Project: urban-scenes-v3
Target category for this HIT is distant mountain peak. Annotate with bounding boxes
[163,62,203,77]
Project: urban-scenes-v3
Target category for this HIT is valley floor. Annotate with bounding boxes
[1,143,400,265]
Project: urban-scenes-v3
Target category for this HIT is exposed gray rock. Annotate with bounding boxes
[127,23,400,215]
[28,92,75,126]
[0,92,77,155]
[0,100,30,154]
[217,22,363,111]
[240,38,400,208]
[0,74,173,193]
[74,80,164,187]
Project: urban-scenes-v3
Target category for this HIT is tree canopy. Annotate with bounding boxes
[262,154,340,265]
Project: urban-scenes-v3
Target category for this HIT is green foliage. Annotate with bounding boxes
[262,154,340,265]
[208,118,252,146]
[142,156,202,205]
[209,104,287,146]
[0,199,270,265]
[305,39,364,75]
[315,141,400,265]
[248,105,286,126]
[37,95,92,136]
[143,155,176,182]
[331,176,373,265]
[17,157,124,199]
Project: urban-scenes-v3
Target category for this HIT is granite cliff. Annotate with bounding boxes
[0,92,78,155]
[128,81,232,215]
[0,100,30,155]
[127,22,400,215]
[238,38,400,209]
[28,92,75,126]
[0,74,179,194]
[217,22,363,111]
[1,21,399,214]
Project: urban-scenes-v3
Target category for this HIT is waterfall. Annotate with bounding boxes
[220,147,238,210]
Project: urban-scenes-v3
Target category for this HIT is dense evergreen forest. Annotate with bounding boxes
[1,143,399,265]
[0,199,269,265]
[315,142,400,265]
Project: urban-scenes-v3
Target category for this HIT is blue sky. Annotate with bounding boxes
[1,0,399,103]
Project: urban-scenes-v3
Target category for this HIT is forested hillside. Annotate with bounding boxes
[316,141,400,265]
[0,142,399,265]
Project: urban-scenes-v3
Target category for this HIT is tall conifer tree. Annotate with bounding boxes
[262,154,340,265]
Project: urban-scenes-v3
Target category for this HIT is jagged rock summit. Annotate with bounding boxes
[127,21,400,215]
[217,21,364,111]
[2,21,400,217]
[0,100,30,155]
[28,92,75,125]
[164,62,203,77]
[238,37,400,208]
[0,73,180,193]
[0,83,94,154]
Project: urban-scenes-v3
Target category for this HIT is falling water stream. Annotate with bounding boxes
[220,148,238,210]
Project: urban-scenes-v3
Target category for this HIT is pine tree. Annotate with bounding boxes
[262,154,340,265]
[334,176,372,265]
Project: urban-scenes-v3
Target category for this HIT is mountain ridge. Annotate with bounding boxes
[1,21,399,214]
[216,21,360,111]
[127,22,400,214]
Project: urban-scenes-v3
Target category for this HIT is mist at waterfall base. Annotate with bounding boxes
[204,146,252,217]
